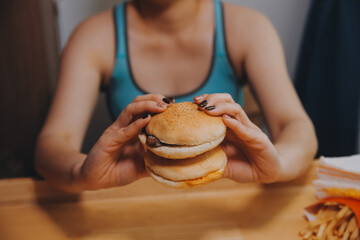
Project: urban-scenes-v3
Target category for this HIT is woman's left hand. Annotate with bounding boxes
[194,93,281,183]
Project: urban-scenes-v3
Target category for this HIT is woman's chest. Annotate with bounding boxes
[128,30,216,96]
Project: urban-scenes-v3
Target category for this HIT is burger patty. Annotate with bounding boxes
[143,129,176,147]
[146,135,163,147]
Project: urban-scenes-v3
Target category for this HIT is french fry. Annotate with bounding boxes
[350,227,358,240]
[342,230,349,240]
[300,202,359,240]
[337,206,351,220]
[325,219,337,239]
[338,220,349,237]
[302,230,313,239]
[311,206,338,228]
[348,216,357,233]
[317,223,327,239]
[325,202,340,207]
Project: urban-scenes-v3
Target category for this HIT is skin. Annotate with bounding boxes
[35,0,317,192]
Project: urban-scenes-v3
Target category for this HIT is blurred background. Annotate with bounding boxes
[0,0,358,179]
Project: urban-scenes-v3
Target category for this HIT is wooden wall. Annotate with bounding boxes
[0,0,51,178]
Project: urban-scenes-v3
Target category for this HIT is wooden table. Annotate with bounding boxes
[0,164,318,240]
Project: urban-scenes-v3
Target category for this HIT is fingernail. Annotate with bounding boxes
[198,100,208,108]
[142,114,149,119]
[157,102,167,108]
[224,114,231,119]
[194,96,204,101]
[162,97,172,104]
[205,105,216,111]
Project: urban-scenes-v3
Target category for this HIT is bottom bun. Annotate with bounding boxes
[147,165,226,188]
[145,145,227,188]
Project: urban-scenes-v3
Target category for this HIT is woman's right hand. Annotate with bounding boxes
[77,94,172,190]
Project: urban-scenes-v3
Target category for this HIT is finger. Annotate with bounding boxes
[133,93,174,105]
[203,102,252,126]
[112,115,152,145]
[115,100,168,128]
[138,157,149,179]
[224,114,277,151]
[221,142,257,183]
[98,115,151,153]
[222,114,250,139]
[223,158,255,183]
[193,94,208,104]
[223,115,270,151]
[195,93,235,108]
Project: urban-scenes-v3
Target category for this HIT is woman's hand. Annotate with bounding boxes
[194,93,281,183]
[78,94,173,190]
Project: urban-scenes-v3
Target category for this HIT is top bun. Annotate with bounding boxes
[145,102,226,146]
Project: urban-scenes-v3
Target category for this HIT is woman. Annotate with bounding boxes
[35,0,317,192]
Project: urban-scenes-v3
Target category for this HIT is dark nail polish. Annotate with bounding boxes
[198,100,208,108]
[162,97,172,104]
[205,105,216,111]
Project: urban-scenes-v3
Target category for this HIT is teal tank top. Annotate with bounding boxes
[107,0,243,120]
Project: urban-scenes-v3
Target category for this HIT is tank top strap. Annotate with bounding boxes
[113,2,127,58]
[214,0,226,57]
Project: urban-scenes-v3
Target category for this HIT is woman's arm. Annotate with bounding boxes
[243,13,318,181]
[35,12,170,192]
[35,14,107,192]
[194,11,317,183]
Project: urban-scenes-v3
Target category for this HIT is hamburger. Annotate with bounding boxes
[139,101,227,188]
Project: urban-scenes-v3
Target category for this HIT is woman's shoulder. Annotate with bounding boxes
[222,2,279,56]
[69,9,114,43]
[62,9,116,80]
[222,2,274,33]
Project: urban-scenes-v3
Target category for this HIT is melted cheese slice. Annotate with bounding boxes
[324,188,360,200]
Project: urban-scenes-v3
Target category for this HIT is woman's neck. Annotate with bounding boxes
[132,0,203,33]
